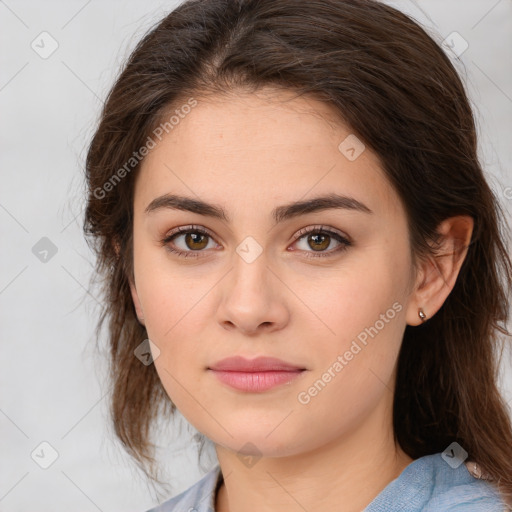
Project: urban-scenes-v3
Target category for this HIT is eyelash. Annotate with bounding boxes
[160,224,352,259]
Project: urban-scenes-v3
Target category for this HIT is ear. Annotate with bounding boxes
[129,279,146,326]
[113,237,145,326]
[405,215,474,326]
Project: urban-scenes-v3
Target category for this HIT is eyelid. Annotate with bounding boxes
[162,224,350,243]
[293,224,351,244]
[164,224,217,240]
[160,224,221,248]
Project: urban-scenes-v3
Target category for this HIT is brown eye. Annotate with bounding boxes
[184,232,209,250]
[307,233,331,251]
[293,226,352,259]
[161,226,218,258]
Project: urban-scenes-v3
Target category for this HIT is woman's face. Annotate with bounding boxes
[130,88,418,458]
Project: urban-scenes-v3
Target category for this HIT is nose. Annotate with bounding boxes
[215,249,290,336]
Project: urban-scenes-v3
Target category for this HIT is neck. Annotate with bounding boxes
[214,403,413,512]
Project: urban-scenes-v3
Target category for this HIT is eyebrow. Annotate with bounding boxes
[144,193,373,223]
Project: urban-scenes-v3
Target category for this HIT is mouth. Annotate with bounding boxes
[208,356,307,392]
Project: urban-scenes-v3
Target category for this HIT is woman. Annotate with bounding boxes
[83,0,512,510]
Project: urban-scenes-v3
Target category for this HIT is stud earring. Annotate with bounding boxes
[418,308,427,322]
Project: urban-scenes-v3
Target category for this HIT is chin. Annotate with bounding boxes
[211,425,311,459]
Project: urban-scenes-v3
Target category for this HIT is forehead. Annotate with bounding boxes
[156,88,367,164]
[135,88,403,221]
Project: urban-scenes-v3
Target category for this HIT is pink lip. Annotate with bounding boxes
[208,356,306,392]
[209,356,304,372]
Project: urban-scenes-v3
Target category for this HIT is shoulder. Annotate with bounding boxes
[424,478,506,511]
[143,464,222,512]
[365,453,507,512]
[422,454,506,512]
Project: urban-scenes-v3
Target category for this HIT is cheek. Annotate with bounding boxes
[133,241,193,332]
[302,250,409,347]
[134,260,214,388]
[138,274,206,412]
[293,248,409,415]
[294,281,406,439]
[139,277,198,352]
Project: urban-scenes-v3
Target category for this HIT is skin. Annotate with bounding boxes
[129,87,473,512]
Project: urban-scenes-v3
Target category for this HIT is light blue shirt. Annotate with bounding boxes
[145,452,508,511]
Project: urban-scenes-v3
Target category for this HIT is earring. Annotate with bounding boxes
[418,308,427,322]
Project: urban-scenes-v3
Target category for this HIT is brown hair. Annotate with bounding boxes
[83,0,512,504]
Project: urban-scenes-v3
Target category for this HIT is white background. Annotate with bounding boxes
[1,1,511,510]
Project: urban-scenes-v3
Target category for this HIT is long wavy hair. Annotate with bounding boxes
[83,0,512,505]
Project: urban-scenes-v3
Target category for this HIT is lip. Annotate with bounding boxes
[209,356,305,372]
[208,356,307,392]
